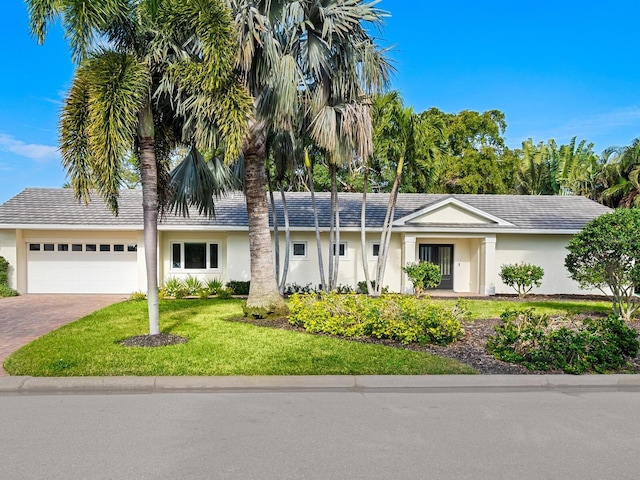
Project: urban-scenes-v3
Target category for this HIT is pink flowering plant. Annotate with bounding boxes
[499,262,544,298]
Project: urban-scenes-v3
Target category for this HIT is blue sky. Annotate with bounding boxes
[2,0,640,204]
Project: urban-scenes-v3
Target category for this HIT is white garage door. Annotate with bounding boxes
[27,242,139,294]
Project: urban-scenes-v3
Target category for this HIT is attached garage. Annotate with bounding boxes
[26,241,139,294]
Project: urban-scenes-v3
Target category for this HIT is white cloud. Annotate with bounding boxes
[0,133,59,162]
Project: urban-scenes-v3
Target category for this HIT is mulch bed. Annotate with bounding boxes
[120,333,188,347]
[232,315,640,374]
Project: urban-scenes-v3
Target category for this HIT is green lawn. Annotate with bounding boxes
[4,299,475,376]
[437,298,612,320]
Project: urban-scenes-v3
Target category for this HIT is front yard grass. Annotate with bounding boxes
[4,298,475,376]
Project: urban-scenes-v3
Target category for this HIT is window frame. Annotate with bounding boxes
[331,242,347,258]
[170,241,221,272]
[371,242,380,259]
[291,241,308,259]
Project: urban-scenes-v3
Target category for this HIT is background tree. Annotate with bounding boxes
[600,139,640,207]
[565,208,640,321]
[29,0,250,335]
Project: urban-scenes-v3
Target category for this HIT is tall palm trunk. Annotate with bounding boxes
[267,166,280,284]
[243,120,289,318]
[375,155,404,296]
[138,100,160,335]
[279,185,291,293]
[360,163,373,295]
[305,149,326,291]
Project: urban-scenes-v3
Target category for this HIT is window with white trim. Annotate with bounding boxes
[171,242,220,270]
[332,242,347,257]
[372,242,380,257]
[292,241,307,258]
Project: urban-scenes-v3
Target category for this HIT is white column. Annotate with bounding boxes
[481,236,497,295]
[402,235,416,293]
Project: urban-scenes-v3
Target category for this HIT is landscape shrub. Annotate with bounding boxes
[184,275,203,296]
[162,277,188,299]
[402,261,441,295]
[487,308,640,374]
[0,256,18,297]
[499,262,544,298]
[216,287,234,299]
[226,280,250,295]
[288,292,465,346]
[356,280,388,295]
[284,283,316,295]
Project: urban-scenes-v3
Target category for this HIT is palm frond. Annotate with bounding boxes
[168,147,240,217]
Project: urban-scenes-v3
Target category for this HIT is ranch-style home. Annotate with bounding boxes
[0,188,611,296]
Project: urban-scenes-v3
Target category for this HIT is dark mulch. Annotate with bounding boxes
[120,333,189,347]
[232,315,640,375]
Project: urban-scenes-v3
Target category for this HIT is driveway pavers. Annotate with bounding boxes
[0,294,127,375]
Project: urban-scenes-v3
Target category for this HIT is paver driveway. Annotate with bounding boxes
[0,294,127,375]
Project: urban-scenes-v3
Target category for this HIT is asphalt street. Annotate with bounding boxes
[1,388,639,479]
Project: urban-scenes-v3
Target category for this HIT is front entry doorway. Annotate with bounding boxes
[419,244,454,289]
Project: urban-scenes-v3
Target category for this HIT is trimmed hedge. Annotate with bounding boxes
[288,292,465,346]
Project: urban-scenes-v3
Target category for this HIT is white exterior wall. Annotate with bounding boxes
[494,234,600,295]
[159,230,229,285]
[275,232,403,292]
[226,231,251,282]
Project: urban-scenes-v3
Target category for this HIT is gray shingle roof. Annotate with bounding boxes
[0,188,612,231]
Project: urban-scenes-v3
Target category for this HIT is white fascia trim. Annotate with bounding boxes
[2,224,143,231]
[393,197,515,227]
[392,226,580,235]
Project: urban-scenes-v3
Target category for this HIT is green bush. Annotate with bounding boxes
[217,287,234,299]
[499,262,544,297]
[226,280,250,295]
[487,308,640,374]
[356,280,388,295]
[284,283,316,295]
[288,292,465,346]
[0,284,19,298]
[402,262,442,295]
[184,275,203,296]
[162,277,188,299]
[0,256,8,286]
[0,256,18,297]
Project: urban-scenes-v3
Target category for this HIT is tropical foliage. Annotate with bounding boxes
[28,0,250,334]
[565,208,640,321]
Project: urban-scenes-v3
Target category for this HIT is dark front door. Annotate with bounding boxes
[418,244,454,289]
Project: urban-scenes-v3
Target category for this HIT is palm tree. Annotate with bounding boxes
[517,139,553,195]
[28,0,250,335]
[601,139,640,207]
[225,0,390,316]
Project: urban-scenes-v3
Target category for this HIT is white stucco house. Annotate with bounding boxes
[0,188,611,296]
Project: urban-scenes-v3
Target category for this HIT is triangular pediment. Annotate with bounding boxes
[394,198,514,227]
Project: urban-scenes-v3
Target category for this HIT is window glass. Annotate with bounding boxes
[44,243,55,251]
[58,244,69,252]
[72,244,83,252]
[29,244,40,251]
[114,244,124,252]
[127,244,137,252]
[172,243,182,268]
[372,243,380,257]
[332,243,346,256]
[209,244,219,269]
[100,244,111,252]
[86,244,97,252]
[185,243,206,269]
[293,242,306,257]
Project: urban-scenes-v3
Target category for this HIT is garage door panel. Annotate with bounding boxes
[27,245,138,294]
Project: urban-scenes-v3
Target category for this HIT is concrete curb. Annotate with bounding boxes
[2,374,640,394]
